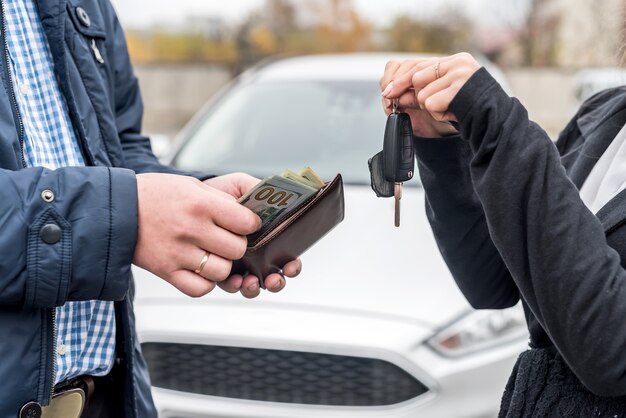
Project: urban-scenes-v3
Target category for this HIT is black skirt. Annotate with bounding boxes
[499,347,626,417]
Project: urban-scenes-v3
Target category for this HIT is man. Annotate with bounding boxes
[0,1,300,417]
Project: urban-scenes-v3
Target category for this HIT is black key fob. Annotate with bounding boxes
[383,112,414,183]
[368,151,394,198]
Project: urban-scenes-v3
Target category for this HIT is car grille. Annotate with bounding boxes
[142,342,428,406]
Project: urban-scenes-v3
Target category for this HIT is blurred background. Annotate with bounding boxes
[117,1,626,417]
[110,0,626,142]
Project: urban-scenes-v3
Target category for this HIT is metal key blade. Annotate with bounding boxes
[394,182,402,227]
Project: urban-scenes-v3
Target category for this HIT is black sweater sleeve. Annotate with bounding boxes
[414,135,520,309]
[446,67,626,397]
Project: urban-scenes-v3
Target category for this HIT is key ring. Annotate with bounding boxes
[392,98,399,114]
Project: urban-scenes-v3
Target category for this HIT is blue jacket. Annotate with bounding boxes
[0,1,197,416]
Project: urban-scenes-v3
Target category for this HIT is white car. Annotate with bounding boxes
[133,53,528,418]
[575,67,626,105]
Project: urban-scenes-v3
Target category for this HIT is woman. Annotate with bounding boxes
[380,53,626,416]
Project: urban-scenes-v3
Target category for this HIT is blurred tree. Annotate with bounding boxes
[303,0,372,52]
[250,26,277,54]
[265,0,297,49]
[387,11,473,54]
[126,33,153,63]
[126,31,236,65]
[232,1,297,75]
[126,0,495,68]
[233,16,258,75]
[230,0,374,73]
[477,0,562,67]
[519,0,560,66]
[524,0,625,68]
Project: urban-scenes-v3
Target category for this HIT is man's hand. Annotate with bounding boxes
[204,173,302,298]
[380,53,481,137]
[203,172,259,200]
[133,173,261,297]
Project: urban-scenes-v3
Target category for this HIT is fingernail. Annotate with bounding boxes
[381,82,394,97]
[246,282,258,293]
[271,278,285,291]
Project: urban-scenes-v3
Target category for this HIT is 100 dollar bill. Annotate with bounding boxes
[282,166,325,190]
[239,173,320,241]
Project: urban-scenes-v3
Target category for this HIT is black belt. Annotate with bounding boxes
[54,375,95,399]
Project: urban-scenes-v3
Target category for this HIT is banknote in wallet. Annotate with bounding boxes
[233,166,345,287]
[238,166,326,242]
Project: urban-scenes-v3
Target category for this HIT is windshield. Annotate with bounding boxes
[173,79,420,186]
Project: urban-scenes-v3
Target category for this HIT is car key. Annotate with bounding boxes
[382,100,414,227]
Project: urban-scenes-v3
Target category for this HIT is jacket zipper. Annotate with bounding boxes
[48,308,57,401]
[0,0,26,168]
[1,0,56,402]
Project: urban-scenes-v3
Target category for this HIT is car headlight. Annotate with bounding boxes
[427,304,528,357]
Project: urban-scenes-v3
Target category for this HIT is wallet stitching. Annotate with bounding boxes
[247,175,342,252]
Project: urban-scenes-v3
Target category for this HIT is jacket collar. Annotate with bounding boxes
[573,89,626,231]
[569,91,626,189]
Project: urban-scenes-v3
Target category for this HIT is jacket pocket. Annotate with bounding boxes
[66,1,108,67]
[64,0,120,167]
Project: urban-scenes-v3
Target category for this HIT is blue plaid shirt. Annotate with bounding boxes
[4,0,116,384]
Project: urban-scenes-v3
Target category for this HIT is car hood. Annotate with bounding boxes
[133,185,471,329]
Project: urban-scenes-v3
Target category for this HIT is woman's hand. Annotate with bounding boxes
[380,53,481,136]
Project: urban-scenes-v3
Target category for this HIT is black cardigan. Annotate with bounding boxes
[415,67,626,397]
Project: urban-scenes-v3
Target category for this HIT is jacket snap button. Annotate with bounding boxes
[19,402,42,418]
[41,189,54,202]
[76,7,91,27]
[40,223,62,245]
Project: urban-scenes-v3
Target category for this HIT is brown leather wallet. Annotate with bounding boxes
[231,173,345,288]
